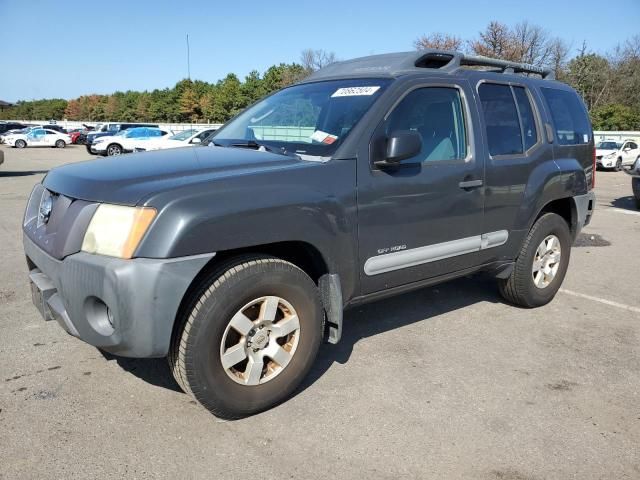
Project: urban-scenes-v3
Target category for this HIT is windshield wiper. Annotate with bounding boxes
[228,140,300,159]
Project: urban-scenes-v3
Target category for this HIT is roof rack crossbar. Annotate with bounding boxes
[442,53,554,79]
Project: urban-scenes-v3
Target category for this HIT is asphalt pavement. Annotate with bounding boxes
[1,145,639,479]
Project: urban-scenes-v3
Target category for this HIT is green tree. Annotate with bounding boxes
[591,104,640,131]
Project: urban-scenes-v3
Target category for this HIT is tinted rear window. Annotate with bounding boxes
[478,83,523,156]
[541,88,591,146]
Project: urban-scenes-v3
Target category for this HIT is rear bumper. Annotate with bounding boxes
[24,234,215,358]
[573,191,596,235]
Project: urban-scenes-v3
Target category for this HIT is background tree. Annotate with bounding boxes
[414,32,463,51]
[300,49,338,73]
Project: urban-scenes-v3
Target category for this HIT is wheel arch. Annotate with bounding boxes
[169,240,332,348]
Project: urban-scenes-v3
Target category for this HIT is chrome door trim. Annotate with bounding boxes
[364,230,509,276]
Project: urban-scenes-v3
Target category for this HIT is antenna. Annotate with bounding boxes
[186,34,191,80]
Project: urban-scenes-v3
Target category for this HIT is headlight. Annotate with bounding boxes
[81,204,156,259]
[605,152,616,158]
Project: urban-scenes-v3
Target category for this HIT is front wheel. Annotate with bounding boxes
[55,139,66,148]
[15,139,26,149]
[615,158,623,171]
[498,213,571,308]
[169,256,324,419]
[106,143,122,156]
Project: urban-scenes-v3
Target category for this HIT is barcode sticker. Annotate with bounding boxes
[331,86,380,97]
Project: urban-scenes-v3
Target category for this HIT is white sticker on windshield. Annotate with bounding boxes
[311,130,338,145]
[331,86,380,97]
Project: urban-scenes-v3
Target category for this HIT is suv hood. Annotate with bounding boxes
[43,146,319,205]
[595,148,617,156]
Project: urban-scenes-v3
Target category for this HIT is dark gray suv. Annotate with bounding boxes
[23,50,595,418]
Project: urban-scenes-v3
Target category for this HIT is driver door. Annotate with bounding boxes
[357,81,486,295]
[28,129,46,147]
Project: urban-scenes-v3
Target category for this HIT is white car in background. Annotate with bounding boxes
[91,127,172,156]
[596,139,640,170]
[133,128,218,152]
[2,128,71,148]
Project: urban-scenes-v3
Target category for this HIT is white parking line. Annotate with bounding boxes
[560,289,640,314]
[609,208,640,216]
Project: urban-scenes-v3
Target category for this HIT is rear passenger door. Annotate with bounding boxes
[357,80,486,295]
[475,81,546,263]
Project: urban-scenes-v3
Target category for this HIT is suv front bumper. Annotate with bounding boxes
[24,235,214,358]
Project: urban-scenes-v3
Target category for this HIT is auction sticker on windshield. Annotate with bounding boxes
[331,86,381,97]
[311,130,338,145]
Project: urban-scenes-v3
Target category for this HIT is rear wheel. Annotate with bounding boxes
[15,139,26,149]
[498,213,571,308]
[169,256,323,419]
[106,143,122,156]
[55,139,65,148]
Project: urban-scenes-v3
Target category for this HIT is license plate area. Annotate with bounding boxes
[29,271,56,322]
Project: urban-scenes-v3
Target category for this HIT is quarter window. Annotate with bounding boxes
[541,88,591,146]
[513,87,538,150]
[385,87,467,162]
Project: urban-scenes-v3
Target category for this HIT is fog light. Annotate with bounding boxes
[107,308,115,328]
[84,296,115,336]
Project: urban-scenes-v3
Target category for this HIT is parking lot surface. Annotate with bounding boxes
[1,145,639,479]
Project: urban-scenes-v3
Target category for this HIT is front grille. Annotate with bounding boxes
[23,185,98,260]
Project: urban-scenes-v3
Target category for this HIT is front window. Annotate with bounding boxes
[212,78,391,159]
[169,129,197,141]
[596,141,619,150]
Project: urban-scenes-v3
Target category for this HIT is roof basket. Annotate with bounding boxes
[448,53,554,79]
[413,50,554,79]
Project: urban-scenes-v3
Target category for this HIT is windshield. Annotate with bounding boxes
[212,78,391,158]
[169,129,196,141]
[596,141,621,150]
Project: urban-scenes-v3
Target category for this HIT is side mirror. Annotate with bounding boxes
[376,130,422,167]
[191,137,201,144]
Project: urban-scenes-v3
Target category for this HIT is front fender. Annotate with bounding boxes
[135,159,358,298]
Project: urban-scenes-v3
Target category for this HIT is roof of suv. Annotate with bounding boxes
[302,49,555,84]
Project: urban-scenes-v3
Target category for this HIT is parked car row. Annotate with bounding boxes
[0,121,219,153]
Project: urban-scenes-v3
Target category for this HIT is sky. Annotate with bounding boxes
[0,0,638,102]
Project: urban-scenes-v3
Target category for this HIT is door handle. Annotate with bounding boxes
[459,179,483,190]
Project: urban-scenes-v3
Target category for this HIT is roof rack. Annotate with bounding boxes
[303,49,555,82]
[429,52,554,79]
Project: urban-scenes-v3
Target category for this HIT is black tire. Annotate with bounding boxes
[498,213,571,308]
[106,143,122,156]
[635,197,640,210]
[55,139,65,148]
[169,256,324,419]
[615,158,622,171]
[15,139,26,149]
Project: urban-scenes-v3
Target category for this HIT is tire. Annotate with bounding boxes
[106,143,122,156]
[498,213,571,308]
[169,256,324,419]
[635,197,640,210]
[615,158,622,171]
[15,139,26,149]
[55,140,65,148]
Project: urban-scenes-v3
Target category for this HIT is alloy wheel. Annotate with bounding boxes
[219,296,301,386]
[532,234,562,289]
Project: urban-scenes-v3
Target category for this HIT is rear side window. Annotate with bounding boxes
[479,83,540,156]
[513,87,538,150]
[385,87,467,162]
[541,88,591,146]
